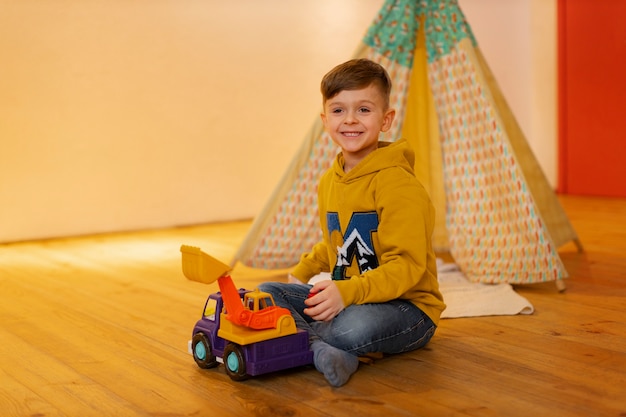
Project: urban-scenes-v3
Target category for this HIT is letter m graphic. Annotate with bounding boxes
[327,211,379,280]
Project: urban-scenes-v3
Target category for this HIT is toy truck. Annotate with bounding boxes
[181,245,313,381]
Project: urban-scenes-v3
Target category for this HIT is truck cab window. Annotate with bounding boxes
[204,298,217,321]
[259,297,274,310]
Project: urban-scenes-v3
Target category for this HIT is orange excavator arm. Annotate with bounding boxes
[215,274,247,325]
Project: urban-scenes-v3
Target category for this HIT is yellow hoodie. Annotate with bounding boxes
[291,139,446,325]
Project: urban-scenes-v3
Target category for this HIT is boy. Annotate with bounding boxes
[259,58,445,387]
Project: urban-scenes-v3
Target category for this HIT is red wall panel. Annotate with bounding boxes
[558,0,626,197]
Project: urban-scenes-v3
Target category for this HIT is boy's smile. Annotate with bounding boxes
[321,84,395,172]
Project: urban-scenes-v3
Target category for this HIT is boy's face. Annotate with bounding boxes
[321,84,395,172]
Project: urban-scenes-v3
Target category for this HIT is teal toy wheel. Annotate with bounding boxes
[223,343,248,381]
[192,332,217,369]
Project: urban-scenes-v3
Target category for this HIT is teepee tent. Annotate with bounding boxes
[232,0,580,285]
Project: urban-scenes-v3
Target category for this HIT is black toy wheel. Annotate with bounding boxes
[192,332,217,369]
[223,343,248,381]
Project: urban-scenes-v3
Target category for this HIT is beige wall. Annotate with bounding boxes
[0,0,556,243]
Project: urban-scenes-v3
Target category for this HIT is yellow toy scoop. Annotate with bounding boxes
[180,245,231,284]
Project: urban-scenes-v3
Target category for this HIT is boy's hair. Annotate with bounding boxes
[321,58,392,109]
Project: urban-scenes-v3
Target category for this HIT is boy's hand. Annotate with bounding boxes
[304,280,345,322]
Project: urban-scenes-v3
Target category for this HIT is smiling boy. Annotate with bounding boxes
[259,58,445,387]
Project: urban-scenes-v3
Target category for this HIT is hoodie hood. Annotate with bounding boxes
[334,138,416,182]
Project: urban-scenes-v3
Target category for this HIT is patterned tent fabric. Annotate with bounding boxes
[233,0,578,284]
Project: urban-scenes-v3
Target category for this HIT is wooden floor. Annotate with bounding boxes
[1,195,625,417]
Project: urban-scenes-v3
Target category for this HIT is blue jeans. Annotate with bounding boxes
[258,282,436,356]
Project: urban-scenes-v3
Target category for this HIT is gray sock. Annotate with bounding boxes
[311,341,359,387]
